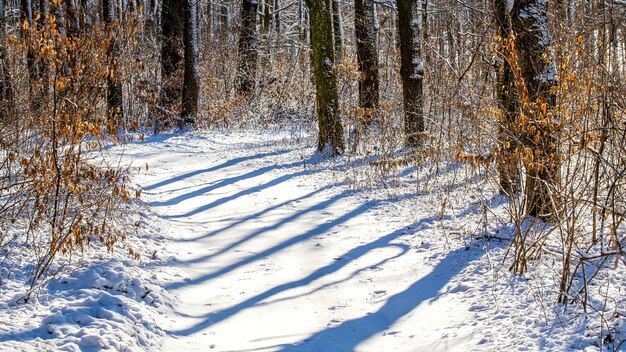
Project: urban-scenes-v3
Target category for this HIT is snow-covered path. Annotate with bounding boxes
[129,133,488,351]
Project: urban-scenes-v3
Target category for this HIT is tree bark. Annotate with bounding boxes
[331,0,343,61]
[235,0,258,96]
[103,0,124,130]
[512,0,560,220]
[493,0,521,195]
[354,0,379,124]
[0,0,15,121]
[159,0,183,124]
[181,0,199,126]
[397,0,424,147]
[307,0,344,156]
[65,0,80,37]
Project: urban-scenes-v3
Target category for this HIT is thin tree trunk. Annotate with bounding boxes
[354,0,379,125]
[307,0,344,156]
[397,0,424,147]
[236,0,259,96]
[181,0,199,126]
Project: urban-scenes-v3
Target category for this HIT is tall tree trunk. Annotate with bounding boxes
[103,0,124,130]
[20,0,36,76]
[298,0,306,41]
[397,0,424,147]
[65,0,80,36]
[159,0,183,125]
[354,0,379,124]
[260,0,271,35]
[0,0,15,121]
[307,0,344,156]
[274,0,280,35]
[512,0,560,220]
[181,0,199,126]
[236,0,258,96]
[219,2,229,42]
[331,0,343,61]
[206,0,213,40]
[21,0,41,111]
[493,0,521,195]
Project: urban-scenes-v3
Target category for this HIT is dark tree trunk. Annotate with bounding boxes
[65,0,80,36]
[397,0,424,147]
[103,0,124,130]
[20,0,37,78]
[354,0,379,124]
[181,0,199,126]
[0,0,15,120]
[260,0,271,35]
[274,0,280,35]
[512,0,560,220]
[307,0,344,156]
[331,0,343,61]
[159,0,183,124]
[493,0,521,195]
[236,0,259,96]
[21,0,42,111]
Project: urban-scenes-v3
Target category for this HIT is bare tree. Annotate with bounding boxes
[103,0,124,127]
[397,0,424,147]
[236,0,259,96]
[181,0,199,126]
[307,0,344,156]
[159,0,183,126]
[0,0,14,119]
[354,0,379,124]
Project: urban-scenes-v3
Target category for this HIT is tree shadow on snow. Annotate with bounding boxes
[273,247,476,351]
[144,149,291,192]
[166,215,446,338]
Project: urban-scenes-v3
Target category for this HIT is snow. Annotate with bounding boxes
[1,131,624,351]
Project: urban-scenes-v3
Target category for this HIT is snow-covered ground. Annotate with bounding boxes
[1,131,624,351]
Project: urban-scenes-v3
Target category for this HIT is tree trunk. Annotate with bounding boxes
[274,0,280,35]
[235,0,258,96]
[354,0,379,125]
[103,0,124,130]
[397,0,424,147]
[65,0,80,37]
[159,0,183,125]
[331,0,343,61]
[493,0,521,195]
[22,0,42,111]
[181,0,199,126]
[512,0,560,220]
[0,0,15,121]
[20,0,36,76]
[260,0,271,35]
[307,0,344,156]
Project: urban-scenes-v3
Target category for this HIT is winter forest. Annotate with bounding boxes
[0,0,625,350]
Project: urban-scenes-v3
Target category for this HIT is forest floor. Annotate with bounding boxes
[1,130,622,351]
